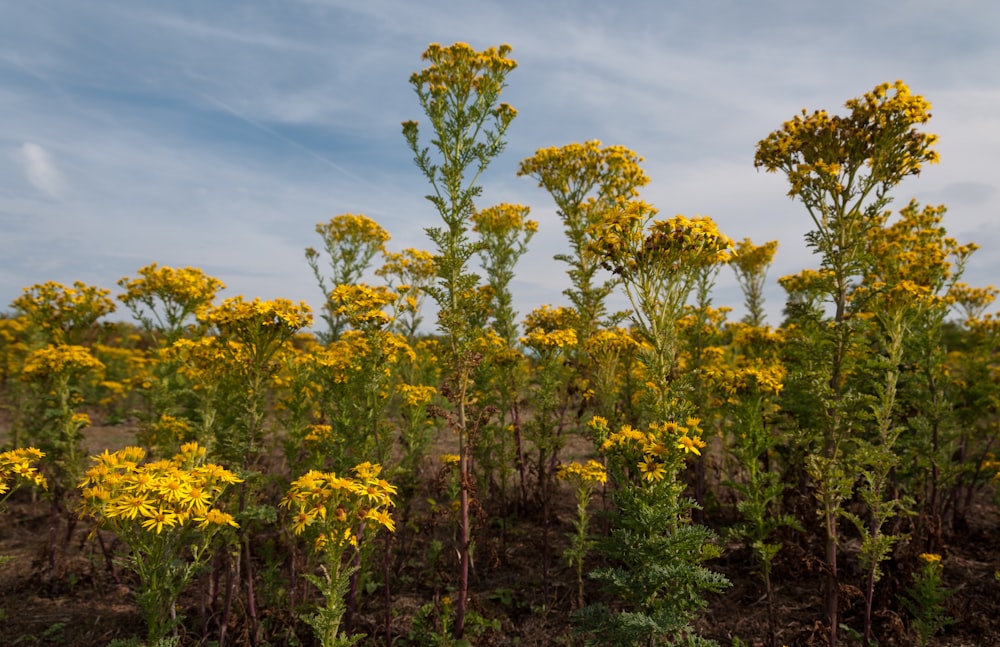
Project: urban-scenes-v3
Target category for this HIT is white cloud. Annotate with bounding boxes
[16,142,65,197]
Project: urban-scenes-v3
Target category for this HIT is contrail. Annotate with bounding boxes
[201,92,371,186]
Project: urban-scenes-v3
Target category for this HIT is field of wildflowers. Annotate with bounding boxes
[2,43,1000,647]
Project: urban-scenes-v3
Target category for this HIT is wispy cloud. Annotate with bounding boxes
[16,142,65,197]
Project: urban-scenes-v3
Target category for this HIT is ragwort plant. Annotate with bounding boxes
[197,296,312,644]
[403,40,517,639]
[756,80,939,646]
[470,203,537,506]
[518,140,648,345]
[942,285,1000,529]
[901,553,954,646]
[845,200,976,643]
[19,343,105,576]
[281,462,397,647]
[710,335,791,647]
[11,280,116,347]
[0,446,47,508]
[117,264,226,454]
[555,459,607,609]
[576,202,733,645]
[78,443,241,644]
[0,447,46,592]
[306,213,391,344]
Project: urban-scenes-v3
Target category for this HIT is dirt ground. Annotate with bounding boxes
[2,423,999,646]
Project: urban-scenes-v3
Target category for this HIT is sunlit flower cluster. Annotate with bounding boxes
[311,213,390,250]
[117,264,225,339]
[778,268,835,297]
[408,41,517,115]
[0,447,47,499]
[517,140,649,213]
[521,328,577,351]
[204,297,313,334]
[20,343,105,382]
[592,205,734,280]
[595,416,707,482]
[473,203,538,236]
[522,305,579,336]
[755,80,938,199]
[556,459,608,486]
[12,281,116,344]
[731,239,779,277]
[315,330,415,384]
[328,284,397,329]
[79,443,241,535]
[949,282,998,323]
[281,462,397,553]
[397,383,437,409]
[584,327,640,356]
[707,362,786,398]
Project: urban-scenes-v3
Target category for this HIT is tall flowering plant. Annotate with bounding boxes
[756,80,940,646]
[78,443,241,643]
[19,344,105,500]
[573,202,732,644]
[403,41,517,638]
[281,462,397,647]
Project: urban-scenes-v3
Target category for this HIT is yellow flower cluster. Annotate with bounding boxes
[755,80,938,199]
[597,417,707,482]
[281,462,397,553]
[518,140,649,211]
[79,443,241,535]
[398,383,437,408]
[707,362,786,397]
[146,414,194,447]
[204,297,313,332]
[520,328,577,351]
[117,264,225,315]
[522,304,579,336]
[950,282,999,326]
[592,207,734,278]
[329,284,397,329]
[556,460,608,486]
[311,213,390,248]
[303,424,335,446]
[412,41,517,104]
[584,327,640,356]
[315,330,415,384]
[728,324,786,352]
[731,238,779,278]
[12,281,116,343]
[0,447,47,496]
[20,344,106,382]
[472,203,538,236]
[778,268,835,296]
[167,337,245,388]
[376,248,436,294]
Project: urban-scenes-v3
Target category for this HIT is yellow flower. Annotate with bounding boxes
[110,494,157,520]
[919,553,942,564]
[676,436,706,456]
[140,507,179,534]
[638,459,666,482]
[197,509,238,529]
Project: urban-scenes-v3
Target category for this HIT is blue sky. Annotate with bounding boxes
[2,0,998,328]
